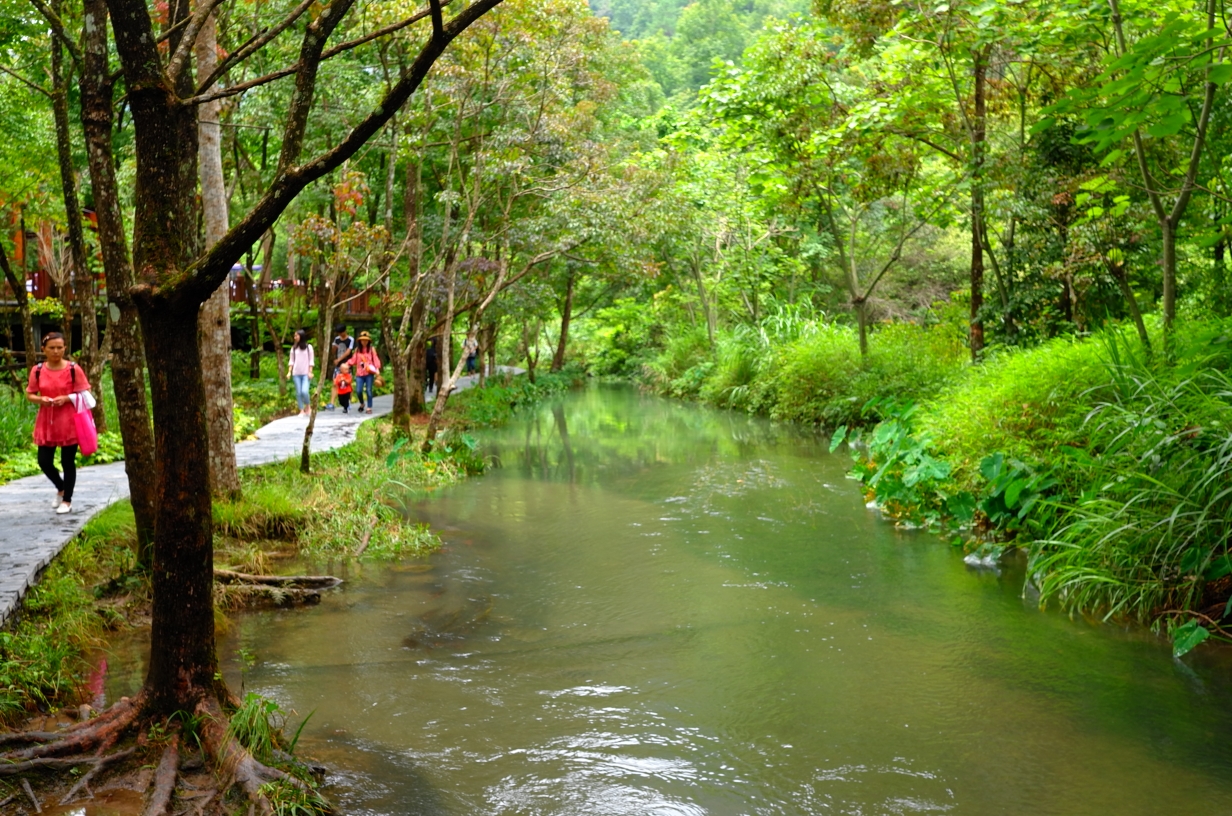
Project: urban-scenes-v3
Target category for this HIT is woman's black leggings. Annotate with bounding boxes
[38,445,78,502]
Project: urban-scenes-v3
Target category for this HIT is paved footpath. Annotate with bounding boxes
[0,367,519,626]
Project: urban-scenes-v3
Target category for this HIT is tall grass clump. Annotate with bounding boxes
[769,321,965,427]
[918,333,1112,489]
[699,324,772,411]
[644,326,711,398]
[1029,329,1232,639]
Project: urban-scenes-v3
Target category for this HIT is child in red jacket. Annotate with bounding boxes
[334,364,354,413]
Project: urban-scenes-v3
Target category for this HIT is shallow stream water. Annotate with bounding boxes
[107,385,1232,815]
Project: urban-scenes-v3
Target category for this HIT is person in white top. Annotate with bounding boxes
[287,329,315,415]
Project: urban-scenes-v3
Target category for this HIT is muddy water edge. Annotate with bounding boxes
[98,384,1232,816]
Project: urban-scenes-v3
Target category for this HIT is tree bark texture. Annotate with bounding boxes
[140,304,222,714]
[196,13,240,497]
[80,0,158,559]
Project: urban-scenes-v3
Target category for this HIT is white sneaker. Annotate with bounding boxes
[55,502,72,515]
[54,492,63,509]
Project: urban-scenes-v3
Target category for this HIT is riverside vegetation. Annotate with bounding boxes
[0,370,572,810]
[575,299,1232,657]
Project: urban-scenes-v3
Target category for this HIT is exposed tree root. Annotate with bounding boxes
[142,735,179,816]
[0,690,330,816]
[59,746,136,805]
[0,697,139,763]
[197,697,314,816]
[21,778,41,812]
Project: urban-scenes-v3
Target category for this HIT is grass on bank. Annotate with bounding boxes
[618,305,1232,653]
[0,372,568,722]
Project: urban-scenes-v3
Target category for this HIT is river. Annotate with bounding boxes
[117,385,1232,814]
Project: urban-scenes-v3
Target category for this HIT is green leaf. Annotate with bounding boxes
[1145,113,1188,139]
[1171,620,1210,658]
[980,452,1004,483]
[1209,63,1232,84]
[945,491,976,523]
[1205,555,1232,581]
[829,425,848,453]
[1004,478,1026,509]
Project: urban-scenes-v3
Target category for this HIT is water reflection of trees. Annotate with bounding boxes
[483,386,824,486]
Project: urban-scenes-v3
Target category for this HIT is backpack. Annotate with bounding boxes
[35,362,77,387]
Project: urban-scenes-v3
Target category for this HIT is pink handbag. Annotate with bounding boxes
[72,394,99,456]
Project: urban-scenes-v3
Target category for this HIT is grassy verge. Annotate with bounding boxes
[618,308,1232,654]
[841,321,1232,654]
[0,372,563,723]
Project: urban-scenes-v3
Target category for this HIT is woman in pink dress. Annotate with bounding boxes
[25,332,91,514]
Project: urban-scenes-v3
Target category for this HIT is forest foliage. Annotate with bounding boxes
[4,0,1232,662]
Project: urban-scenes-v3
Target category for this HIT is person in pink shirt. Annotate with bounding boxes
[24,332,92,514]
[350,331,381,414]
[287,329,315,415]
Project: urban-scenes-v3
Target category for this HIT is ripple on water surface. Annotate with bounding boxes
[101,385,1232,815]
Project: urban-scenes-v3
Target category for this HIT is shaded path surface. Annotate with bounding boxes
[0,367,519,625]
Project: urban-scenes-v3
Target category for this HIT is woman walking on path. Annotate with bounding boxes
[288,329,315,415]
[24,332,91,514]
[351,331,382,414]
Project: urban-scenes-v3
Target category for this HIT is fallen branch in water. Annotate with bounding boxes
[213,570,342,589]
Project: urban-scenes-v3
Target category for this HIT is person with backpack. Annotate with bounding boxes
[287,329,314,415]
[24,332,92,514]
[325,325,355,411]
[351,331,382,414]
[425,340,438,396]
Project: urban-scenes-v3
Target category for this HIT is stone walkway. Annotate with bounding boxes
[0,367,518,626]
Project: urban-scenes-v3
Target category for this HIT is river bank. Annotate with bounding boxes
[133,384,1232,816]
[588,310,1232,653]
[0,369,575,726]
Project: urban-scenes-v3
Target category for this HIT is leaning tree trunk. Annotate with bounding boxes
[196,13,240,498]
[51,6,106,430]
[968,48,987,362]
[81,0,157,559]
[550,267,574,373]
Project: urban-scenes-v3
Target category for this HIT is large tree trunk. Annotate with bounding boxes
[140,301,224,714]
[968,49,987,361]
[196,13,240,497]
[550,267,574,373]
[50,4,106,430]
[118,0,220,712]
[80,0,157,561]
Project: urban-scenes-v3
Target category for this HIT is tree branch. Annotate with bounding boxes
[164,0,228,85]
[184,0,506,305]
[194,0,316,96]
[28,0,82,67]
[0,64,52,97]
[185,2,442,106]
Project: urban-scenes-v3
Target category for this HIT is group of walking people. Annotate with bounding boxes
[288,324,382,415]
[24,324,481,514]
